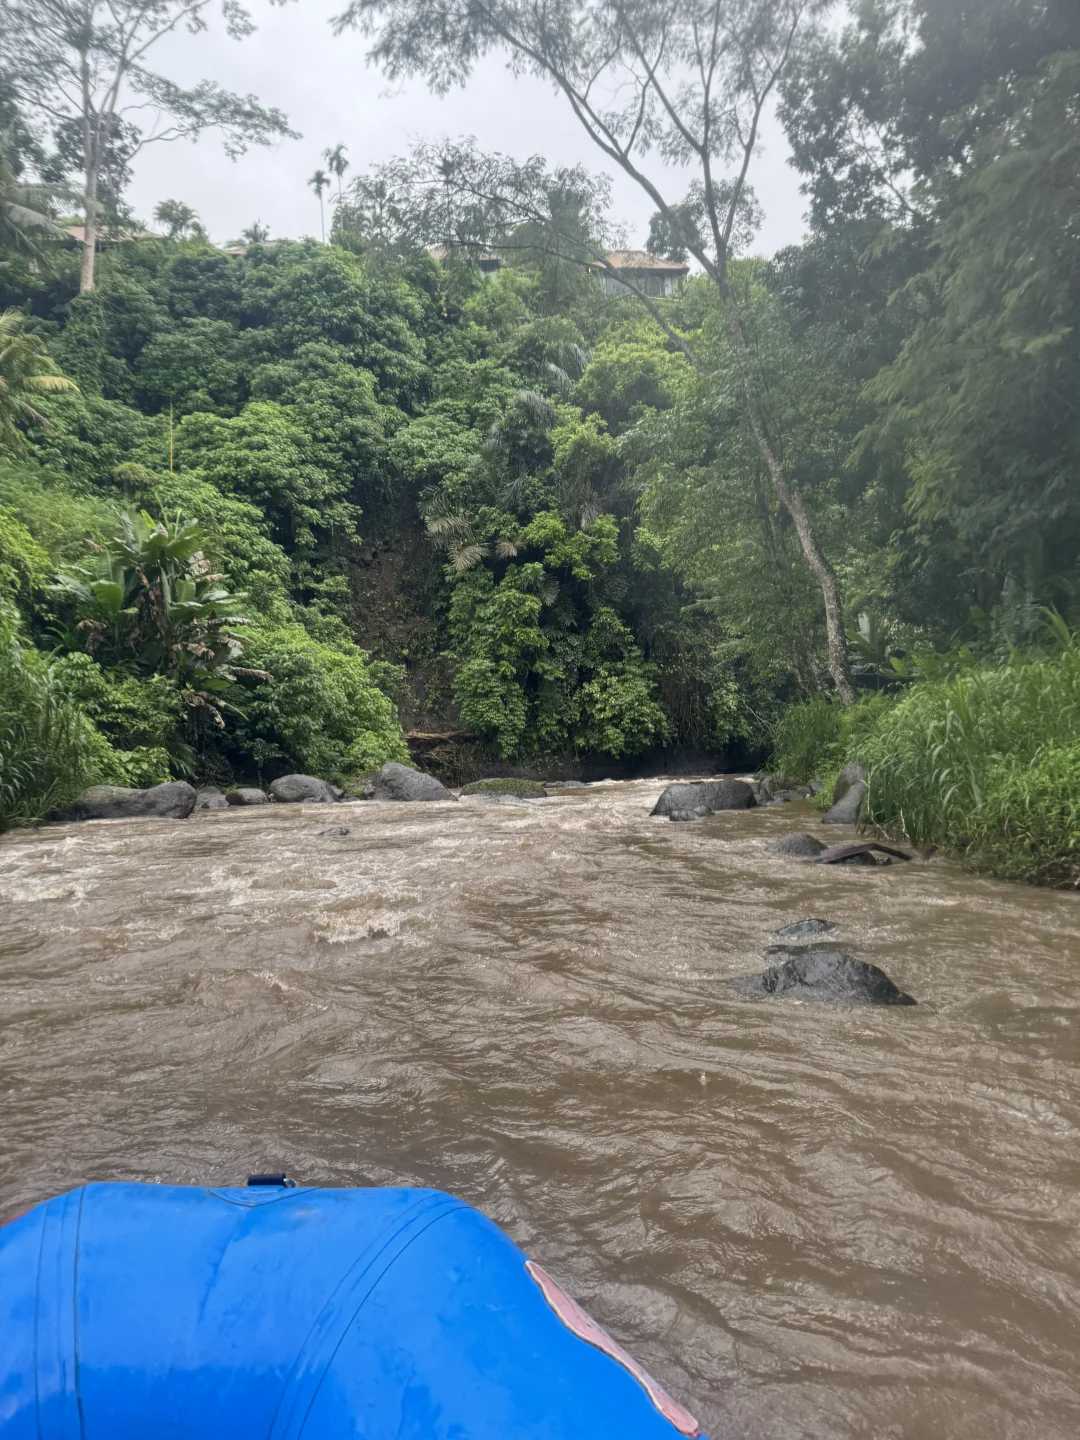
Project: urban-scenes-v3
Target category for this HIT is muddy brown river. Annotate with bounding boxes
[2,779,1079,1437]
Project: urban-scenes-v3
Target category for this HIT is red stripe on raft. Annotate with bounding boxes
[526,1260,701,1437]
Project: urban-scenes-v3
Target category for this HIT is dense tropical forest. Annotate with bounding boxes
[0,0,1077,884]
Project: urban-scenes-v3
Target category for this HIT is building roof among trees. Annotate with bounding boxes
[598,249,690,274]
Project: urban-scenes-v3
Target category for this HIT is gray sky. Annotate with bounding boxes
[127,0,810,256]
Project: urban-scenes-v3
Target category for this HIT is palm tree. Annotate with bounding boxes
[0,131,69,261]
[0,310,78,455]
[153,198,200,240]
[323,144,349,203]
[240,220,270,245]
[308,168,330,242]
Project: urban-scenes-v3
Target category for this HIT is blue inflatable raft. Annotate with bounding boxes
[0,1177,704,1437]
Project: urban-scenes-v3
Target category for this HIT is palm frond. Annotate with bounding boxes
[450,542,486,573]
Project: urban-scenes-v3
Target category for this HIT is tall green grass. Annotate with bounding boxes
[771,621,1080,886]
[770,690,894,791]
[0,602,108,829]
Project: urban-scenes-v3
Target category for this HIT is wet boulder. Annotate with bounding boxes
[822,762,867,825]
[226,787,269,807]
[55,781,197,822]
[194,787,229,812]
[651,779,756,821]
[772,917,837,941]
[270,774,343,805]
[755,774,810,804]
[729,945,916,1006]
[770,832,827,858]
[369,761,454,802]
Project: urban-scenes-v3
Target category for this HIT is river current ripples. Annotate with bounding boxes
[2,779,1079,1437]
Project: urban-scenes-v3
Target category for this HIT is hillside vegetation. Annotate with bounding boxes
[0,0,1077,883]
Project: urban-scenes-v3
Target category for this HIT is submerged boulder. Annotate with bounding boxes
[270,774,343,805]
[817,841,913,866]
[651,779,756,821]
[369,761,453,802]
[729,945,916,1006]
[194,787,229,812]
[772,917,837,941]
[461,778,547,799]
[226,788,269,807]
[56,781,197,822]
[770,832,827,858]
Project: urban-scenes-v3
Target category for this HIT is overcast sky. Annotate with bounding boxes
[126,0,811,256]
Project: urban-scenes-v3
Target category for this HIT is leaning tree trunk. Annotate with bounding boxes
[723,306,856,704]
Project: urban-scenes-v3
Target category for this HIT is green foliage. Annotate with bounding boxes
[51,509,258,730]
[3,10,1076,883]
[575,336,690,434]
[175,400,359,549]
[854,629,1080,884]
[0,503,49,602]
[232,621,407,778]
[772,621,1080,885]
[0,601,110,827]
[770,691,895,787]
[53,650,183,756]
[120,467,291,617]
[0,308,78,452]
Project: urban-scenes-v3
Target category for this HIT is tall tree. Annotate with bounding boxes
[308,167,330,242]
[324,142,350,203]
[0,1,296,294]
[332,0,856,700]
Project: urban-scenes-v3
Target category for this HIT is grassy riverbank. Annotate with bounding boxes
[771,627,1080,888]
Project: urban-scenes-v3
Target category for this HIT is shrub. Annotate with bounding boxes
[52,652,179,740]
[577,664,669,758]
[0,603,110,827]
[770,691,894,788]
[232,621,407,778]
[773,624,1080,885]
[0,505,49,603]
[855,638,1080,884]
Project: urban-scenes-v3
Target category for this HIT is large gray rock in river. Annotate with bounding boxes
[226,787,269,806]
[270,774,343,804]
[370,761,453,802]
[652,779,756,821]
[194,787,229,811]
[57,781,197,822]
[823,761,868,825]
[728,945,916,1006]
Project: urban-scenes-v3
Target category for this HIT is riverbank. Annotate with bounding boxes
[770,636,1080,888]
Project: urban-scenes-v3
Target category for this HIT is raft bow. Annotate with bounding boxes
[0,1177,704,1438]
